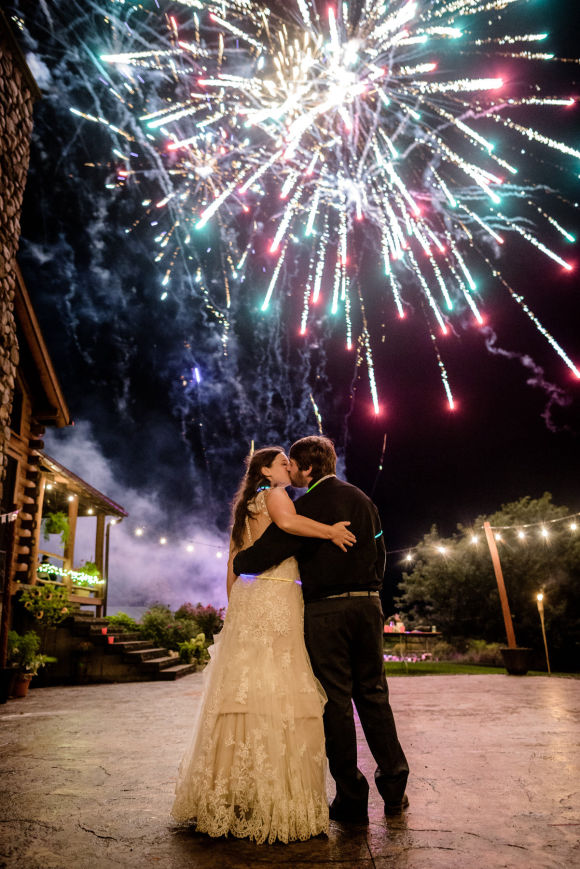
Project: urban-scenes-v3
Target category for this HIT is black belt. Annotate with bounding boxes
[319,590,380,600]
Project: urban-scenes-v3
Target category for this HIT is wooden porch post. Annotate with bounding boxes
[28,471,46,584]
[63,494,78,574]
[95,512,105,578]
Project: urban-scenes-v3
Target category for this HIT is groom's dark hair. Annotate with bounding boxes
[289,436,336,481]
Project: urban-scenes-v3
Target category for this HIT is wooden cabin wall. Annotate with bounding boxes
[4,372,46,587]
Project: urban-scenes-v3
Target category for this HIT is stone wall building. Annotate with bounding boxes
[0,10,41,511]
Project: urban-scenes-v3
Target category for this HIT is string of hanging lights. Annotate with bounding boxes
[396,509,580,565]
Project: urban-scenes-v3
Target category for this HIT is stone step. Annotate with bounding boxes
[90,635,131,649]
[70,619,108,636]
[140,655,179,672]
[72,615,108,625]
[88,628,141,642]
[156,662,198,681]
[124,647,170,662]
[51,612,205,684]
[111,640,153,653]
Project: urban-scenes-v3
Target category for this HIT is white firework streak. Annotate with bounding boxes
[73,0,579,409]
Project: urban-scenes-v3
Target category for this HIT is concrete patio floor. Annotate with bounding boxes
[0,673,578,869]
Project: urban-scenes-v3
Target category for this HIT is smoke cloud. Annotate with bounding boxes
[482,327,572,432]
[44,422,230,611]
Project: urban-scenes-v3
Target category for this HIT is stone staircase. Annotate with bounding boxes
[69,613,197,682]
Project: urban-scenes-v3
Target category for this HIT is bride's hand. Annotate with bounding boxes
[330,521,356,552]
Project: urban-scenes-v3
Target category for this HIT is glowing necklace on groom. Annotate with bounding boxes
[306,474,336,494]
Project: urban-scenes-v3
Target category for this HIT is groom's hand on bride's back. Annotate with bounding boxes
[330,521,356,552]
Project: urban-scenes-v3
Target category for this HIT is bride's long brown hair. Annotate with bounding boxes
[230,446,284,550]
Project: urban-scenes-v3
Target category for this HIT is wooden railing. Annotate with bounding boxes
[36,568,106,618]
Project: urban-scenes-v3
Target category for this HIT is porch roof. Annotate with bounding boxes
[40,453,128,519]
[14,264,71,428]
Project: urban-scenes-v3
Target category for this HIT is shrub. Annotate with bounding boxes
[7,630,53,675]
[178,633,210,665]
[140,604,199,651]
[428,638,503,666]
[428,640,455,660]
[105,611,139,633]
[174,602,225,638]
[460,639,503,667]
[20,584,70,627]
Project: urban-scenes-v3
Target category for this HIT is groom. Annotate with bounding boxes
[233,435,409,822]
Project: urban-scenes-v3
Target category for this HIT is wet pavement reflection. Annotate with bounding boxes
[1,673,578,868]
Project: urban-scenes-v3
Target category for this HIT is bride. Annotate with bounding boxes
[171,446,355,843]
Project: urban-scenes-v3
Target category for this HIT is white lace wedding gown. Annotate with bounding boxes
[171,492,329,843]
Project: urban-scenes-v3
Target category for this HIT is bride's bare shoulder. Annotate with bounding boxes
[264,487,296,527]
[264,486,292,504]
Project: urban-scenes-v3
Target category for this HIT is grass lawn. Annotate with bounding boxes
[383,661,563,676]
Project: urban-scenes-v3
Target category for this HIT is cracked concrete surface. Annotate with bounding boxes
[0,674,578,868]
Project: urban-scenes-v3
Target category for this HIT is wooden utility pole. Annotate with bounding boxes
[483,521,516,649]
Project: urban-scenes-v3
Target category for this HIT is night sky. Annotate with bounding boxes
[7,0,580,608]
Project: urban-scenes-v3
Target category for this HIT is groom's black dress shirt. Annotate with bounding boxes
[232,476,386,603]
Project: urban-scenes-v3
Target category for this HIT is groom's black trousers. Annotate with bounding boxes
[304,595,409,810]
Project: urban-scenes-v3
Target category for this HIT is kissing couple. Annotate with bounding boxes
[172,435,409,843]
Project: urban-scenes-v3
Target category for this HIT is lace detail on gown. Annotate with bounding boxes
[171,493,329,843]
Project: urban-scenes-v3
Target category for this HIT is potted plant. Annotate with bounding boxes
[42,511,70,547]
[74,561,103,596]
[19,584,69,668]
[7,631,53,698]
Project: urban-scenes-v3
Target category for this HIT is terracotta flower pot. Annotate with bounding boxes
[12,673,33,698]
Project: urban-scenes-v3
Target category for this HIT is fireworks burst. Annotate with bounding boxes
[70,0,580,410]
